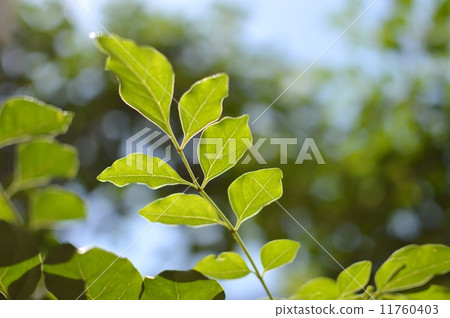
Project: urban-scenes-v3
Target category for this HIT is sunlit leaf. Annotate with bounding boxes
[382,285,450,300]
[260,239,299,273]
[139,193,223,227]
[14,139,78,189]
[337,261,372,298]
[0,221,41,299]
[292,277,338,300]
[194,252,250,279]
[96,34,174,133]
[98,154,190,189]
[141,270,225,300]
[0,189,16,223]
[0,97,73,148]
[44,244,142,300]
[228,168,283,227]
[179,73,228,146]
[375,244,450,293]
[29,186,86,226]
[199,115,252,186]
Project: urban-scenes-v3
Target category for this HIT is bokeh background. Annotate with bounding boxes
[0,0,449,299]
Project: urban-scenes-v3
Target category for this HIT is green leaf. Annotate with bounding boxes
[384,285,450,300]
[141,270,225,300]
[199,115,252,186]
[14,139,78,189]
[292,277,339,300]
[260,239,300,273]
[0,97,73,148]
[95,34,174,134]
[179,73,228,147]
[0,221,41,299]
[337,261,372,298]
[29,186,86,226]
[194,252,250,279]
[44,244,142,300]
[98,154,190,189]
[228,168,283,227]
[0,189,16,223]
[375,244,450,293]
[139,193,223,227]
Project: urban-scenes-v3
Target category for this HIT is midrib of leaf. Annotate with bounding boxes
[93,272,118,299]
[142,213,218,222]
[203,120,245,181]
[204,268,248,275]
[239,173,277,221]
[112,50,168,127]
[263,246,295,272]
[340,264,369,295]
[0,267,10,297]
[174,281,180,300]
[75,254,92,299]
[1,119,67,144]
[104,174,185,182]
[384,259,450,291]
[184,81,221,136]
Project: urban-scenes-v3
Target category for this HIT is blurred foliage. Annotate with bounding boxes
[0,0,449,297]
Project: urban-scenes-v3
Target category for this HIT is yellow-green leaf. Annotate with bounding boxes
[260,239,300,273]
[98,154,190,189]
[96,34,174,133]
[139,193,223,227]
[292,277,339,300]
[228,168,283,228]
[0,97,73,148]
[337,261,372,298]
[194,252,250,279]
[179,73,228,147]
[199,115,252,186]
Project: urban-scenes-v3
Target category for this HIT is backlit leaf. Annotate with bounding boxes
[96,34,174,134]
[44,244,142,300]
[199,115,252,186]
[0,189,16,223]
[375,244,450,293]
[139,193,223,227]
[98,154,190,189]
[194,252,250,279]
[337,261,372,298]
[292,277,338,300]
[0,97,73,148]
[260,239,300,273]
[141,270,225,300]
[179,73,228,147]
[228,168,283,228]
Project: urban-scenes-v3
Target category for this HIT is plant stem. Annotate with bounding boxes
[168,132,274,299]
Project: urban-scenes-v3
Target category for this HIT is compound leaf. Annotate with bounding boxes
[98,154,190,189]
[194,252,250,279]
[228,168,283,228]
[260,239,300,273]
[96,34,174,134]
[179,73,228,147]
[141,270,225,300]
[375,244,450,293]
[44,244,142,300]
[0,97,73,148]
[139,193,223,227]
[337,261,372,298]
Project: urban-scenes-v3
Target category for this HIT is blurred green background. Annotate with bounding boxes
[0,0,449,299]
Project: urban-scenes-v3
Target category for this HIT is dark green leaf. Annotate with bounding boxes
[141,270,225,300]
[44,244,142,300]
[0,221,41,299]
